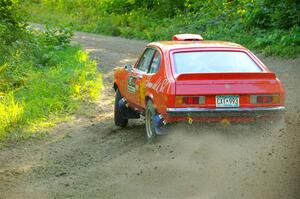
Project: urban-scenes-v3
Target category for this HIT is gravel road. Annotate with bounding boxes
[0,32,299,199]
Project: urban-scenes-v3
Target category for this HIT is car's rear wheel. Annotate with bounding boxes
[145,100,157,142]
[114,89,128,127]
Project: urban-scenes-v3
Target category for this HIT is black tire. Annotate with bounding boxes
[145,100,158,142]
[114,89,128,127]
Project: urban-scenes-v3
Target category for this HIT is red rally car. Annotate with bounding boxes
[113,34,285,140]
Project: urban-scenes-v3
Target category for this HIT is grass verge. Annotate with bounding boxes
[0,45,102,141]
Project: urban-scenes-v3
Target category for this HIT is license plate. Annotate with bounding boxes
[216,95,239,107]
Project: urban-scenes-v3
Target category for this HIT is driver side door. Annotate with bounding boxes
[127,48,156,108]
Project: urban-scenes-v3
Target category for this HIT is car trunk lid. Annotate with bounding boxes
[175,72,279,95]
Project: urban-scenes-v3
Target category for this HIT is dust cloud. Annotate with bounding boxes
[95,119,298,199]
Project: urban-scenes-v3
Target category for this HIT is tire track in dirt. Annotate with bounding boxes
[0,32,299,199]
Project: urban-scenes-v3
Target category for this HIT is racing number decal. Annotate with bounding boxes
[128,76,137,93]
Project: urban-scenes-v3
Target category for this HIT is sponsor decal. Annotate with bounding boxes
[128,76,137,93]
[139,81,145,103]
[145,77,170,93]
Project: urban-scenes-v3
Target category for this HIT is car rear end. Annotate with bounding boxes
[164,48,285,123]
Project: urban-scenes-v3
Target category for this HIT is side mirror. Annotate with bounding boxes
[124,64,132,72]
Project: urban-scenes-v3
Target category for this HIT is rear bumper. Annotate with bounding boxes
[165,106,285,122]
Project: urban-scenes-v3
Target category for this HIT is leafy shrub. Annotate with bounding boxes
[43,26,73,47]
[0,1,102,141]
[23,0,300,57]
[0,0,25,45]
[0,31,102,141]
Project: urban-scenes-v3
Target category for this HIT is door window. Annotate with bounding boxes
[136,48,155,72]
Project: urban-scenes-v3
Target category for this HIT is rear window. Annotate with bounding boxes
[173,51,261,74]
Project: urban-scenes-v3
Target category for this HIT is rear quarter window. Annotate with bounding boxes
[148,51,161,73]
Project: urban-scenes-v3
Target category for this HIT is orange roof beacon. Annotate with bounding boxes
[113,34,285,141]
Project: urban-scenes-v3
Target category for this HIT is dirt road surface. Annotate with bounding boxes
[0,32,299,199]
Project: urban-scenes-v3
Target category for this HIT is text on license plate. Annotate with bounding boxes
[216,95,239,107]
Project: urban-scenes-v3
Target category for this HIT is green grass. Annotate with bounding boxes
[0,46,102,141]
[0,0,102,142]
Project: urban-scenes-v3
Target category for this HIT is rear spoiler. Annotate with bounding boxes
[176,72,276,81]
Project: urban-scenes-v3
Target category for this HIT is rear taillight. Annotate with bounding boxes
[250,95,280,104]
[176,96,205,105]
[183,97,199,104]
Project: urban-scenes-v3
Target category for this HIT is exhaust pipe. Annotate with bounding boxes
[152,114,167,135]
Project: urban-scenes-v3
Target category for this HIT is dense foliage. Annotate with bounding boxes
[24,0,299,57]
[0,0,102,141]
[0,0,24,61]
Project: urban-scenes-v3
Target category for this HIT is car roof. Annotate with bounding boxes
[148,40,246,51]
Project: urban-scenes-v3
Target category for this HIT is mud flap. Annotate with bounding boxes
[118,98,140,119]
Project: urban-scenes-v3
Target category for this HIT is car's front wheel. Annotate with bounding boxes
[145,100,158,142]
